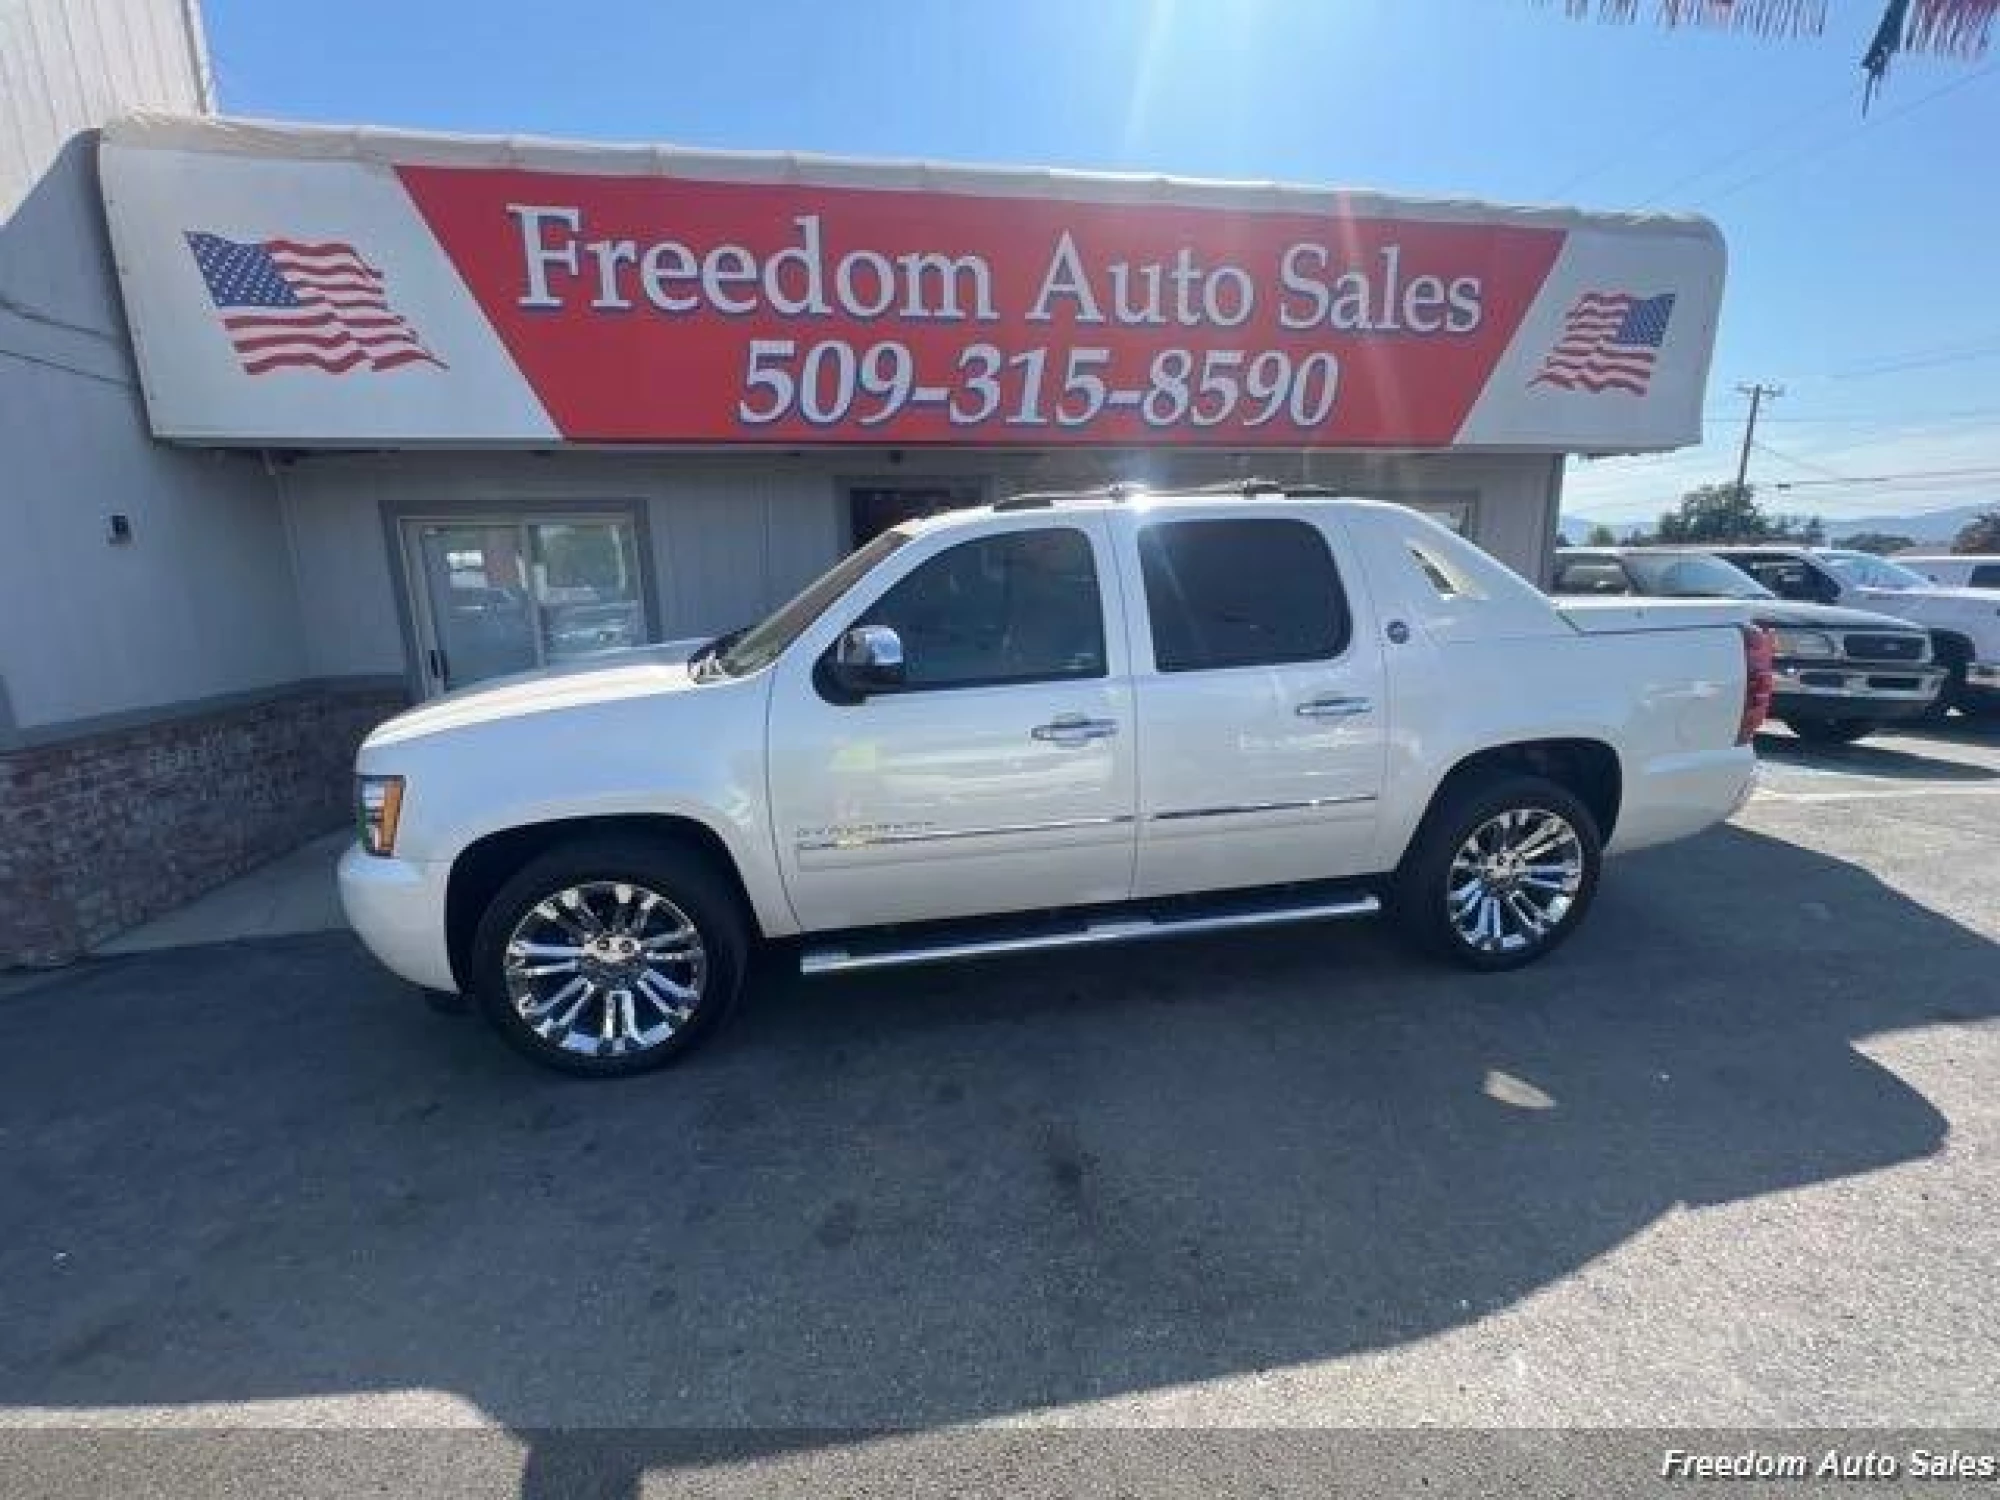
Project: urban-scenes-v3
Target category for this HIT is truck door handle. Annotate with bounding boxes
[1032,714,1119,746]
[1296,695,1372,719]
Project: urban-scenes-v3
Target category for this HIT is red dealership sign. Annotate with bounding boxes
[403,168,1561,447]
[101,118,1726,451]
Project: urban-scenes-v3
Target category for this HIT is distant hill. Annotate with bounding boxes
[1559,502,1992,547]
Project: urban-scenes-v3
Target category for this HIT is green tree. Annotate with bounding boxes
[1835,531,1917,556]
[1653,484,1823,546]
[1585,523,1620,546]
[1954,512,2000,554]
[1655,484,1761,543]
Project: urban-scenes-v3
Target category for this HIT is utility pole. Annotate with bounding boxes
[1732,382,1783,492]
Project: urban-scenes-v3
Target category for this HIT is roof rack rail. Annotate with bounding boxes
[991,478,1340,512]
[992,481,1142,511]
[1178,478,1343,499]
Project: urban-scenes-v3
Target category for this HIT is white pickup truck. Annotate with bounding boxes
[340,486,1765,1077]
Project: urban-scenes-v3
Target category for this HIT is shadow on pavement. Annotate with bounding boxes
[1755,729,1998,781]
[1893,715,2000,749]
[0,826,1993,1495]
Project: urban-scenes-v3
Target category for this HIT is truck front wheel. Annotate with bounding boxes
[468,835,747,1077]
[1394,774,1602,972]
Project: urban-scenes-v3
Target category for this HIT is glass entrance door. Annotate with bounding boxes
[405,516,647,695]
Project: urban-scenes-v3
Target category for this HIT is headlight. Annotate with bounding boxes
[356,775,405,857]
[1770,628,1837,658]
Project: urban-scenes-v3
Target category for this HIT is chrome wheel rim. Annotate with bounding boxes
[1447,809,1585,955]
[504,882,707,1057]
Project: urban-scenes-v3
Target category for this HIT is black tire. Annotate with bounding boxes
[1784,718,1874,745]
[1922,641,1969,722]
[1392,772,1602,972]
[468,834,748,1078]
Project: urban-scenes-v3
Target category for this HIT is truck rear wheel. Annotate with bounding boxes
[1394,773,1602,972]
[468,835,747,1078]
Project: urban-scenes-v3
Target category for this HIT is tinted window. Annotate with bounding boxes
[1551,557,1634,596]
[1971,564,2000,589]
[1139,519,1348,672]
[1620,553,1771,599]
[856,527,1105,690]
[1723,555,1828,602]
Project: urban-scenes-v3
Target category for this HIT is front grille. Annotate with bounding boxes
[1842,632,1925,663]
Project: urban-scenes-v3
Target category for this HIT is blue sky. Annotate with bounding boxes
[202,0,2000,526]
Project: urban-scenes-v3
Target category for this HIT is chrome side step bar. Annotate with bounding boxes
[798,894,1381,976]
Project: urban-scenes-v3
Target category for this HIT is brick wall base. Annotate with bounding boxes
[0,684,407,967]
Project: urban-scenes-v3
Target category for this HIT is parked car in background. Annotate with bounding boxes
[1709,547,2000,720]
[1894,554,2000,591]
[1553,548,1942,744]
[341,487,1766,1078]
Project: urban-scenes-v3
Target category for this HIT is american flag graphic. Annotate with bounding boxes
[184,232,444,375]
[1530,291,1675,395]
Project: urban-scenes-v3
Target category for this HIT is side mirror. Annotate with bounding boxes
[829,624,905,697]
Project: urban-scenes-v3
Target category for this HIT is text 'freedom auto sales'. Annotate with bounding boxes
[504,204,1496,436]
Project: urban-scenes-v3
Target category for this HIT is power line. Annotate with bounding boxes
[1832,328,2000,373]
[1542,91,1727,200]
[1699,405,2000,424]
[1630,85,1854,211]
[1768,464,2000,489]
[1830,342,2000,381]
[1749,440,1857,483]
[1695,60,2000,208]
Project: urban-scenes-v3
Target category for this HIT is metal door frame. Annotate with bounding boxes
[392,506,654,698]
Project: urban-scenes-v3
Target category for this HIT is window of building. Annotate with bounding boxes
[404,514,648,694]
[855,527,1105,690]
[1138,519,1349,672]
[849,482,987,545]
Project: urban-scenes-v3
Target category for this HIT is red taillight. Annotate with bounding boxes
[1738,624,1775,745]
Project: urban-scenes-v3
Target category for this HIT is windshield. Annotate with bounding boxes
[1821,551,1934,591]
[708,529,910,678]
[1620,553,1774,600]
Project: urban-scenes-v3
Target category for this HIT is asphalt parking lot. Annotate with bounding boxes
[2,721,1998,1491]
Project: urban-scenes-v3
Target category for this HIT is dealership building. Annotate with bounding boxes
[0,0,1724,965]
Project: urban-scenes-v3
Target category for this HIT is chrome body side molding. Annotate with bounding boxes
[799,893,1382,976]
[796,813,1137,853]
[1150,793,1378,822]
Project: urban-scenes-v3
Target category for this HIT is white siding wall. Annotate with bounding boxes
[0,373,305,725]
[277,453,848,682]
[274,447,1559,694]
[1,0,209,225]
[0,0,315,735]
